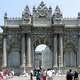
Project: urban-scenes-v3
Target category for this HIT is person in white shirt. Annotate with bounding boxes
[47,70,53,80]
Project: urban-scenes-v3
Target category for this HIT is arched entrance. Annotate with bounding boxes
[34,44,52,69]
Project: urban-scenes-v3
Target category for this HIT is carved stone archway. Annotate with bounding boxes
[2,1,64,71]
[31,33,53,68]
[35,44,52,69]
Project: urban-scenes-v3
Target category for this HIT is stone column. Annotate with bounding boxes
[21,34,26,67]
[27,34,32,67]
[78,33,80,67]
[53,34,58,67]
[59,34,63,67]
[3,36,7,67]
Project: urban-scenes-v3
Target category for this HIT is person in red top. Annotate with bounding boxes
[3,68,11,76]
[0,73,4,80]
[42,69,47,80]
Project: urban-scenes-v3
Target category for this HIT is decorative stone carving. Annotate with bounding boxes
[33,1,52,18]
[37,1,48,17]
[2,1,80,70]
[22,5,31,24]
[53,6,63,23]
[64,30,78,52]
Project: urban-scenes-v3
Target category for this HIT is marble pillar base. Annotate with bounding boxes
[20,64,25,68]
[53,65,58,67]
[2,64,7,68]
[59,64,63,67]
[78,65,80,67]
[27,64,32,67]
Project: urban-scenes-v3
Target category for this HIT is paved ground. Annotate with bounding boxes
[5,74,80,80]
[6,76,29,80]
[52,75,66,80]
[5,75,66,80]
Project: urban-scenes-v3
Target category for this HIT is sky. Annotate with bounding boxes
[0,0,80,32]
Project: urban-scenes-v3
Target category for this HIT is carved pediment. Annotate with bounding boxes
[37,1,48,17]
[33,1,52,18]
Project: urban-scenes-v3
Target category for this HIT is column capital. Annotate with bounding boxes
[26,33,31,37]
[3,33,7,38]
[21,33,25,37]
[59,32,64,36]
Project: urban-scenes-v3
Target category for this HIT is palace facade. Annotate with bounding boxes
[1,1,80,71]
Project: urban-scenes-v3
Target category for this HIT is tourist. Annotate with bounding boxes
[42,69,47,80]
[0,73,3,80]
[30,70,33,80]
[47,69,53,80]
[66,69,73,80]
[9,69,14,78]
[73,71,79,80]
[11,69,14,76]
[35,70,40,80]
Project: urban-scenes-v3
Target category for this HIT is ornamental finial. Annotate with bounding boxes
[4,12,7,19]
[78,12,80,19]
[22,5,31,20]
[33,6,36,12]
[40,1,45,7]
[53,5,62,19]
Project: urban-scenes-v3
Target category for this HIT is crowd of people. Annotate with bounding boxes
[30,68,79,80]
[30,68,57,80]
[0,68,14,80]
[66,69,79,80]
[0,68,79,80]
